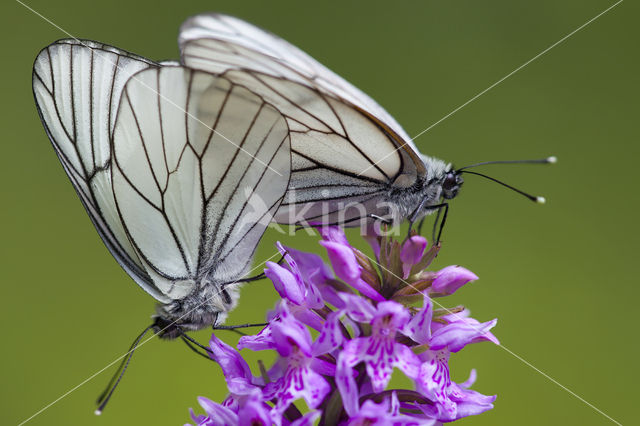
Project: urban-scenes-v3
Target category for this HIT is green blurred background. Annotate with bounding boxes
[1,0,637,424]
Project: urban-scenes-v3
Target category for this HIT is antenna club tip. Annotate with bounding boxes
[536,196,546,204]
[94,409,102,416]
[547,156,557,164]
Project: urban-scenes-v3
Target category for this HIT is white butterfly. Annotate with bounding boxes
[178,14,462,229]
[33,40,291,333]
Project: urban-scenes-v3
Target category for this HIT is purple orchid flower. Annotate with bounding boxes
[336,297,421,415]
[240,303,332,423]
[188,229,499,425]
[189,397,237,426]
[430,265,478,296]
[319,227,385,302]
[266,242,324,310]
[400,236,428,278]
[206,334,263,411]
[430,312,499,353]
[264,243,326,331]
[404,296,498,421]
[416,353,496,422]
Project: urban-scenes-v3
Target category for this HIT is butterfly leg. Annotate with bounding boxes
[406,197,430,240]
[221,254,287,287]
[425,203,449,244]
[180,333,214,360]
[430,207,442,243]
[212,322,268,337]
[417,216,427,236]
[213,322,268,330]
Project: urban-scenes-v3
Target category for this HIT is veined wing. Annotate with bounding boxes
[31,39,170,302]
[112,66,291,299]
[178,15,425,225]
[214,70,418,225]
[178,13,416,146]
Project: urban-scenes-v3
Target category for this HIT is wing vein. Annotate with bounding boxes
[214,128,287,263]
[208,100,268,251]
[125,85,163,195]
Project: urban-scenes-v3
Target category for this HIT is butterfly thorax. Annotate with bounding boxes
[153,281,240,339]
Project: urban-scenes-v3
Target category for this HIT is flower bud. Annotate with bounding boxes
[431,266,478,296]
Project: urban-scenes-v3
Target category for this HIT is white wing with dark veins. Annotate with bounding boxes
[111,66,291,299]
[178,14,425,226]
[32,39,170,301]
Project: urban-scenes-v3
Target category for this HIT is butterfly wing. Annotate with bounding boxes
[111,66,291,300]
[178,14,425,225]
[31,39,171,302]
[178,14,410,140]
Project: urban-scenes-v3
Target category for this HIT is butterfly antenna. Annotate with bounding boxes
[223,254,286,287]
[95,324,154,415]
[457,156,557,171]
[459,170,546,204]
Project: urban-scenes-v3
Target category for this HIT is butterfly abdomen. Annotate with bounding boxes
[155,280,240,337]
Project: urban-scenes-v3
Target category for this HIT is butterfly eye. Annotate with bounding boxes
[442,172,462,199]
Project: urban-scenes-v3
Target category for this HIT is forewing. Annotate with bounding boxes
[217,70,422,225]
[112,66,291,298]
[31,39,170,302]
[178,14,425,226]
[179,13,415,144]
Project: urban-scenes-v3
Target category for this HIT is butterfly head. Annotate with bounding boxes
[418,155,464,203]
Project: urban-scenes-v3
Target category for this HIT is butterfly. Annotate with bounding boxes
[32,40,291,337]
[178,14,551,235]
[176,14,457,232]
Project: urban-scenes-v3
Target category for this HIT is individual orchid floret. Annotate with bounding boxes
[400,235,428,278]
[430,265,478,296]
[265,261,307,306]
[404,296,497,422]
[416,353,496,422]
[407,296,498,353]
[319,226,385,302]
[317,225,351,245]
[246,303,332,421]
[404,294,434,345]
[320,239,385,302]
[189,396,237,426]
[266,242,324,309]
[207,334,262,411]
[236,321,275,352]
[264,245,325,331]
[429,315,499,353]
[336,299,421,415]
